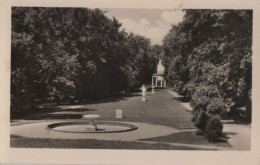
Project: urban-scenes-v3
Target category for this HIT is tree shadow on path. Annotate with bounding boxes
[140,131,232,148]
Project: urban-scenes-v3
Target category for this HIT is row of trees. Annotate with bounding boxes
[162,10,252,140]
[11,7,158,112]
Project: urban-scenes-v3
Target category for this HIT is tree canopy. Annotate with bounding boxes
[162,10,252,121]
[11,7,158,111]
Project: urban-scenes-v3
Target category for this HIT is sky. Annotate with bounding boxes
[104,9,185,45]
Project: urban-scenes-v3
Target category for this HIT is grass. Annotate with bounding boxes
[101,116,194,129]
[140,131,231,148]
[10,134,24,138]
[10,137,215,150]
[11,88,195,129]
[10,89,226,149]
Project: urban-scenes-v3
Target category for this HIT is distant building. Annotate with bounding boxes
[152,59,166,87]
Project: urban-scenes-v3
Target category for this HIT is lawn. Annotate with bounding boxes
[10,137,215,150]
[140,131,231,148]
[11,88,214,149]
[11,88,195,129]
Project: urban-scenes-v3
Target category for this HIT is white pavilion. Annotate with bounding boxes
[152,59,166,87]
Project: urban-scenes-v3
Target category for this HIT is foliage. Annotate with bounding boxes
[191,85,226,138]
[205,115,223,141]
[245,89,252,122]
[124,35,157,89]
[207,97,226,116]
[11,7,158,112]
[163,10,252,123]
[190,85,222,114]
[181,83,196,99]
[194,111,208,131]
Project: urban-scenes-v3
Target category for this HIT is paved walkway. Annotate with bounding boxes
[11,120,224,150]
[11,88,251,150]
[11,121,180,141]
[168,91,193,111]
[11,120,234,150]
[223,124,251,150]
[16,88,195,129]
[168,90,251,150]
[55,88,195,129]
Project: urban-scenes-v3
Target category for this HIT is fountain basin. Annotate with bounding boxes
[82,114,100,131]
[47,121,137,133]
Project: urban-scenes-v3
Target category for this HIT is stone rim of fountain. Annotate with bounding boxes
[47,121,138,133]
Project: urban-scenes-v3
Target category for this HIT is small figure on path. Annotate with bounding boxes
[152,84,155,94]
[141,84,147,102]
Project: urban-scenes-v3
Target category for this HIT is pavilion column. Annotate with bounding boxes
[164,80,166,87]
[155,77,157,87]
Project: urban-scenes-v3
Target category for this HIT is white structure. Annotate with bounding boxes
[152,59,166,87]
[83,114,100,131]
[152,84,155,94]
[141,84,147,102]
[116,108,123,118]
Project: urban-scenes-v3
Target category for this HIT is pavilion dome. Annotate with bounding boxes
[156,59,165,74]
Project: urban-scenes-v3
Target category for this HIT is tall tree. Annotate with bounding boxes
[163,10,252,118]
[11,7,158,112]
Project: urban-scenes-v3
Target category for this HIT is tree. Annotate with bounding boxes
[11,7,158,113]
[12,8,81,111]
[123,35,157,89]
[162,10,252,135]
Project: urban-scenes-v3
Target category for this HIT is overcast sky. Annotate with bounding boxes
[104,9,185,45]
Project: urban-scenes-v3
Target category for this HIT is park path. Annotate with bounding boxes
[56,88,195,129]
[11,88,250,150]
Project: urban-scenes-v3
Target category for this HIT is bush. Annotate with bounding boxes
[194,111,208,131]
[245,89,252,122]
[190,85,221,113]
[173,81,184,94]
[191,85,226,127]
[245,100,251,122]
[207,97,225,116]
[181,83,196,99]
[205,115,223,141]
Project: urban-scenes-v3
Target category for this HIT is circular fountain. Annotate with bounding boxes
[82,114,100,131]
[47,114,137,133]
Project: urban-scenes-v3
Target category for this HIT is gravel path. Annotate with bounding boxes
[17,88,195,129]
[11,121,180,141]
[11,88,251,150]
[223,124,251,150]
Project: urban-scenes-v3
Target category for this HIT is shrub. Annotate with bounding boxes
[190,94,209,123]
[245,100,251,122]
[194,111,208,131]
[173,81,184,94]
[190,86,215,123]
[191,85,225,124]
[190,85,221,111]
[181,83,196,99]
[205,115,223,141]
[245,89,252,122]
[207,97,225,116]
